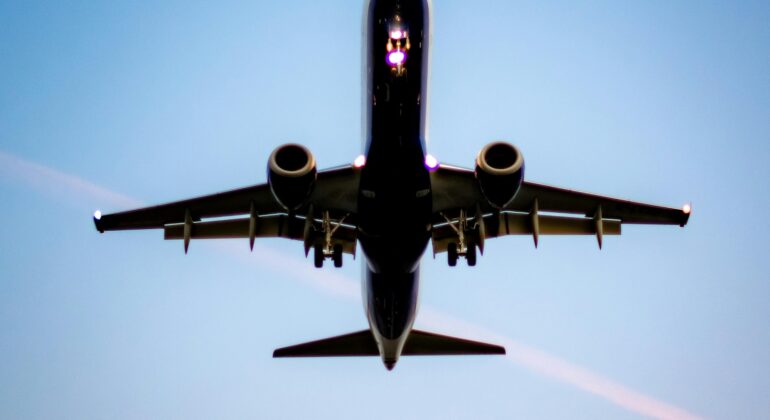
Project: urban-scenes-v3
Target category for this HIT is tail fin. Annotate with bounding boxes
[273,329,505,358]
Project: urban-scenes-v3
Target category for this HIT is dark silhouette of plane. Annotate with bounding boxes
[94,0,690,370]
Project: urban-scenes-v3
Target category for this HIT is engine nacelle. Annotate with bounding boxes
[267,143,317,211]
[475,141,525,209]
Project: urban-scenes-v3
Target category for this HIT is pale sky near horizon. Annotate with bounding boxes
[1,1,769,419]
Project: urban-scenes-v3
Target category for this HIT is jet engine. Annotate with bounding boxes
[267,143,317,211]
[475,141,525,209]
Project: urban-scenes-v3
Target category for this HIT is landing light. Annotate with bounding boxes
[353,154,366,168]
[424,154,439,171]
[94,210,102,220]
[682,204,691,214]
[390,30,404,39]
[387,50,406,66]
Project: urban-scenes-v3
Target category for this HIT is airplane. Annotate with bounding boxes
[93,0,690,371]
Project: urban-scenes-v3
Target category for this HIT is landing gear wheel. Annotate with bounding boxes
[466,241,477,267]
[333,244,343,268]
[314,243,324,268]
[447,243,458,267]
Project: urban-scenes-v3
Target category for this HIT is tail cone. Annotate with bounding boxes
[384,360,396,371]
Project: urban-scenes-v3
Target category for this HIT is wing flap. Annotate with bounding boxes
[494,213,621,236]
[163,215,358,255]
[164,216,303,240]
[431,213,620,254]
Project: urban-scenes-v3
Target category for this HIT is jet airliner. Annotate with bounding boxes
[93,0,690,370]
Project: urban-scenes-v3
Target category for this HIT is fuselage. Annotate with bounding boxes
[358,0,432,369]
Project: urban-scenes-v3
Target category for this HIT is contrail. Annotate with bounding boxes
[0,150,142,209]
[0,150,704,420]
[417,310,704,420]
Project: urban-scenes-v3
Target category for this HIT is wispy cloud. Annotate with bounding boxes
[215,241,360,301]
[0,149,703,420]
[418,310,703,420]
[0,150,142,209]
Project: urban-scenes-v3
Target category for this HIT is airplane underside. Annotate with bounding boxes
[93,0,690,370]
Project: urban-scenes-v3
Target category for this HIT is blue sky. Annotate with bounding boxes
[1,1,768,419]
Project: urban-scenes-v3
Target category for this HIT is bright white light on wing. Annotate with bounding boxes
[683,204,691,214]
[390,30,403,39]
[94,210,102,220]
[424,154,439,170]
[387,50,406,66]
[353,154,366,168]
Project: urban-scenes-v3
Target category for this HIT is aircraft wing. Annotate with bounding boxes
[430,164,689,255]
[93,183,280,232]
[94,165,360,255]
[508,182,690,226]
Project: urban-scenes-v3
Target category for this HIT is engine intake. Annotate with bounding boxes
[267,143,317,211]
[475,141,525,209]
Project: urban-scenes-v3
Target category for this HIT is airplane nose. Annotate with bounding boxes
[384,360,397,371]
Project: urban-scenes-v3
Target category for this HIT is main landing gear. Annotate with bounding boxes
[443,209,480,267]
[313,211,346,269]
[314,243,343,268]
[447,240,476,267]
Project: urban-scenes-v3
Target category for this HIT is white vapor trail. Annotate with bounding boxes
[0,150,704,420]
[417,310,704,420]
[0,150,142,209]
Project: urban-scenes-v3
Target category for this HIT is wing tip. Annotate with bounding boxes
[93,210,105,233]
[680,203,692,227]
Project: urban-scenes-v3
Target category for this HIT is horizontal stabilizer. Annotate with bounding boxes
[273,330,378,357]
[403,330,506,356]
[273,329,505,358]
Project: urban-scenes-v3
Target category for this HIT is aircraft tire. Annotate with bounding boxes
[448,243,458,267]
[314,243,324,268]
[333,244,343,268]
[466,242,477,267]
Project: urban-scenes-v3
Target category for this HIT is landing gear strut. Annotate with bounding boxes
[313,211,348,268]
[443,209,479,267]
